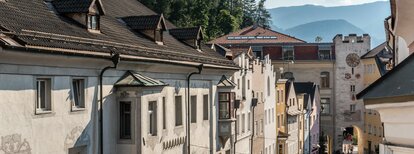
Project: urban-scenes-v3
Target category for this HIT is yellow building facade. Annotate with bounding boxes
[360,43,391,153]
[276,79,288,154]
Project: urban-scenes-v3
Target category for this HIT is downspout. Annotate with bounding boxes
[186,64,203,154]
[233,108,238,154]
[99,53,120,154]
[250,98,257,154]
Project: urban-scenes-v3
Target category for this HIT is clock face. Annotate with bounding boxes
[346,53,360,67]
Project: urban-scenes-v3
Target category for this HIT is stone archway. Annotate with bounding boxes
[351,125,364,154]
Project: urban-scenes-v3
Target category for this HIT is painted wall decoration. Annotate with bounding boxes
[0,134,31,154]
[64,126,90,150]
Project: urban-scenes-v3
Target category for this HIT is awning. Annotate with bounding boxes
[217,75,237,87]
[115,71,167,87]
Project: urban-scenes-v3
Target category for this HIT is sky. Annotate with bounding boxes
[265,0,388,9]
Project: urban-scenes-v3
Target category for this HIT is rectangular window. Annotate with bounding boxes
[265,110,267,125]
[236,115,240,135]
[191,96,197,123]
[277,90,279,103]
[242,114,245,133]
[71,79,85,109]
[272,109,275,123]
[175,96,183,126]
[203,95,209,120]
[120,101,131,139]
[321,98,330,114]
[282,46,294,60]
[148,101,157,136]
[247,80,250,90]
[87,15,99,30]
[320,72,330,88]
[237,79,240,89]
[277,115,280,128]
[350,104,356,112]
[248,112,251,131]
[319,50,331,60]
[162,97,166,129]
[36,78,52,112]
[260,119,264,134]
[255,121,258,136]
[219,92,233,119]
[351,85,356,92]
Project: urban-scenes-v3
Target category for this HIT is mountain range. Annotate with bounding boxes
[268,1,390,46]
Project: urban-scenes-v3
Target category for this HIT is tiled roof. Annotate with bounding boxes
[52,0,94,14]
[357,53,414,101]
[0,0,236,68]
[361,42,391,59]
[208,25,306,45]
[217,75,237,87]
[122,15,165,30]
[169,27,202,40]
[115,71,167,87]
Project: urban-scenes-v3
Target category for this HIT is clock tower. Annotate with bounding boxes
[333,34,370,152]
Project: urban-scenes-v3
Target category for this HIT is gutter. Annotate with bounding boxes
[1,45,239,70]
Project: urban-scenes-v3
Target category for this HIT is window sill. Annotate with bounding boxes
[71,107,86,112]
[118,138,134,144]
[35,110,52,115]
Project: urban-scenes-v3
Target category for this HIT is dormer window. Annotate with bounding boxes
[87,15,99,30]
[122,14,167,45]
[169,26,204,50]
[52,0,105,33]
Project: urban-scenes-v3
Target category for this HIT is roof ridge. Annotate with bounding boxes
[18,30,230,64]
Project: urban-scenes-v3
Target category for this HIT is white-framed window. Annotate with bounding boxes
[87,15,99,30]
[36,78,52,113]
[191,95,197,123]
[71,78,85,110]
[272,109,275,123]
[148,101,157,136]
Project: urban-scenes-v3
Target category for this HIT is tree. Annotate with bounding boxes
[216,9,239,36]
[241,0,256,28]
[255,0,271,28]
[315,36,323,43]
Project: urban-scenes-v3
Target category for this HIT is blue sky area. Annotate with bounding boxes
[265,0,388,8]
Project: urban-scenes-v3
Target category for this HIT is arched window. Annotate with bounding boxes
[320,72,330,88]
[283,72,294,80]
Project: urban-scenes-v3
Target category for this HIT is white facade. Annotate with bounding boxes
[262,56,277,154]
[232,53,253,154]
[286,82,299,154]
[0,47,235,154]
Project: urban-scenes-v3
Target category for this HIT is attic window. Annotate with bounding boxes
[122,15,167,45]
[169,27,204,50]
[87,15,99,30]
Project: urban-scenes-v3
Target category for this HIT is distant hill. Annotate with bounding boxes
[268,1,390,46]
[284,20,365,43]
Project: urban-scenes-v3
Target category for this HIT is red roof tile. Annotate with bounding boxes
[208,26,306,45]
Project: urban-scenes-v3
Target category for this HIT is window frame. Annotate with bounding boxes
[148,101,157,136]
[282,46,295,60]
[120,101,132,139]
[218,92,234,119]
[203,94,209,121]
[321,98,331,115]
[71,78,86,111]
[190,95,197,123]
[35,77,52,114]
[320,72,330,88]
[175,95,183,126]
[87,14,100,30]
